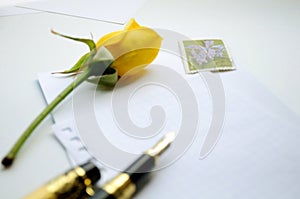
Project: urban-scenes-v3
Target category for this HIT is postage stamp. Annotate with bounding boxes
[179,39,235,73]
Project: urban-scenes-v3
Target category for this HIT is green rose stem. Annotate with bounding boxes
[1,67,93,168]
[1,30,117,168]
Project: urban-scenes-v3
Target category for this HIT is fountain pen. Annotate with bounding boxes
[90,132,175,199]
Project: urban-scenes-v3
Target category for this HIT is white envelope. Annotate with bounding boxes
[38,46,300,198]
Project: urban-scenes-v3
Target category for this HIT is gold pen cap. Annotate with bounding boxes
[23,162,100,199]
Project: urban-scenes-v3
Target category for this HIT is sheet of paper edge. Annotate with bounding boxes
[16,0,147,24]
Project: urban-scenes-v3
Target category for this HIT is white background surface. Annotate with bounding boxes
[0,0,300,198]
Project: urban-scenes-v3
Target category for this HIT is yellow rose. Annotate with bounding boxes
[1,20,162,168]
[96,18,162,76]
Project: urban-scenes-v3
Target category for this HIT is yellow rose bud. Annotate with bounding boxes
[1,20,162,168]
[96,18,162,76]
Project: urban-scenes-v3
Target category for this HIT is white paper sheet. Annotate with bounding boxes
[0,6,39,17]
[38,47,300,198]
[0,0,34,7]
[17,0,147,24]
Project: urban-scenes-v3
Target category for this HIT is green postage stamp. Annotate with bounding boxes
[179,39,235,73]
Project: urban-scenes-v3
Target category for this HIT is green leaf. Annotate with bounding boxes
[53,52,92,74]
[53,46,114,75]
[51,29,96,51]
[87,67,118,87]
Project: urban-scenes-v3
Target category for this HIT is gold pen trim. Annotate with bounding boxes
[23,166,95,199]
[102,173,136,199]
[145,132,175,164]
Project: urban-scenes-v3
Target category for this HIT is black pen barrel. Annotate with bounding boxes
[125,154,155,190]
[90,188,116,199]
